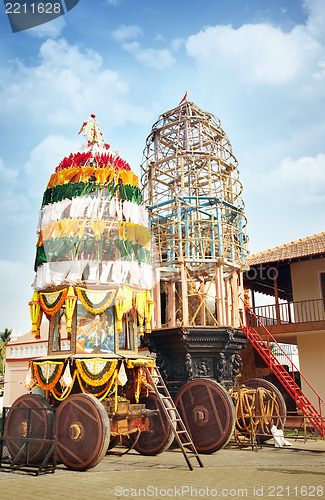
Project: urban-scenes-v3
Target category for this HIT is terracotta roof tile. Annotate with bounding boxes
[247,232,325,266]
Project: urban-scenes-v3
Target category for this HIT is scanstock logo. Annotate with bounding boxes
[4,1,79,33]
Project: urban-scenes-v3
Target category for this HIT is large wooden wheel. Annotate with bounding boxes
[243,378,287,441]
[127,392,175,455]
[58,393,110,470]
[4,394,53,464]
[175,379,236,454]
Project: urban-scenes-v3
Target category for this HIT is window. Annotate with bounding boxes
[321,273,325,299]
[49,306,71,354]
[320,272,325,312]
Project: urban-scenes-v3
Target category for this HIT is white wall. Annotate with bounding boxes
[291,257,325,302]
[297,333,325,415]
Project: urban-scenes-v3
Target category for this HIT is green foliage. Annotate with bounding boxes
[0,328,12,344]
[0,328,12,375]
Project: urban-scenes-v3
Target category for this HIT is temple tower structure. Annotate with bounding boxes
[141,100,248,391]
[141,100,248,332]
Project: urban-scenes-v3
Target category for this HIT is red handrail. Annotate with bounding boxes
[241,298,324,418]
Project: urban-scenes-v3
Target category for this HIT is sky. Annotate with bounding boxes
[0,0,324,336]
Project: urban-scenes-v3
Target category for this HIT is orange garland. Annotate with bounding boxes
[39,288,68,316]
[33,361,64,391]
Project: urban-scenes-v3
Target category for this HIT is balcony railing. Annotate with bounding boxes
[248,298,325,327]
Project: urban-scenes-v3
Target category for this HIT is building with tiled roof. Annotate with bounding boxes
[247,232,325,266]
[243,231,325,414]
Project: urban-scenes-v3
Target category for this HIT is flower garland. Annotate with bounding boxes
[134,368,142,403]
[75,288,116,314]
[127,359,155,368]
[39,288,68,316]
[135,290,146,335]
[76,369,117,400]
[33,361,64,391]
[51,370,77,401]
[75,358,118,387]
[29,292,42,338]
[133,364,156,402]
[65,286,77,337]
[145,296,155,334]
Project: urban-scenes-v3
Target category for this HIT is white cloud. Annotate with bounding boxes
[111,24,143,42]
[134,47,174,70]
[0,157,18,182]
[186,23,319,85]
[0,37,150,131]
[0,191,31,227]
[39,38,103,74]
[27,15,66,39]
[25,135,80,197]
[0,260,33,334]
[155,33,167,43]
[111,24,174,70]
[171,38,184,52]
[105,0,122,5]
[258,154,325,205]
[304,0,325,40]
[121,41,175,70]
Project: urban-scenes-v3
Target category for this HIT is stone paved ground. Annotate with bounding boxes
[0,439,324,500]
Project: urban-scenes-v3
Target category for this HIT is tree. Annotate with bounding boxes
[0,328,12,375]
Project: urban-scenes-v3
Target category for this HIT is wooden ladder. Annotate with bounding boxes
[241,300,325,437]
[144,366,203,470]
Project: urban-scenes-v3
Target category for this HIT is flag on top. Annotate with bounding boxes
[179,91,188,105]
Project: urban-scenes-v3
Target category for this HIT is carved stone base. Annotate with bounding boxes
[144,326,247,397]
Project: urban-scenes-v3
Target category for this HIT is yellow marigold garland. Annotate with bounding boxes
[65,286,77,338]
[76,369,117,400]
[39,288,68,316]
[51,370,77,401]
[127,359,155,368]
[29,292,42,338]
[134,368,141,403]
[75,287,116,314]
[75,358,118,386]
[33,361,64,391]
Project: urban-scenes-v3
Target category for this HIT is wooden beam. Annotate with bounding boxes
[224,277,231,326]
[181,261,189,326]
[199,280,206,325]
[231,270,239,327]
[215,264,225,326]
[273,268,281,325]
[153,268,161,328]
[168,281,176,327]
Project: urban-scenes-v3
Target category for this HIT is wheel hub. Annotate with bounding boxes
[193,405,209,425]
[69,422,84,441]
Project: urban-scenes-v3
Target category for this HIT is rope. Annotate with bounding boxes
[229,386,282,446]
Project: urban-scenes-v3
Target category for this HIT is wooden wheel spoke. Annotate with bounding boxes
[58,442,84,464]
[69,400,101,424]
[207,385,225,434]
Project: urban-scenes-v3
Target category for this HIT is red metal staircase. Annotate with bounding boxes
[241,300,325,437]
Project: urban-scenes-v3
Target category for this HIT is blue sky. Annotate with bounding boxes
[0,0,324,335]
